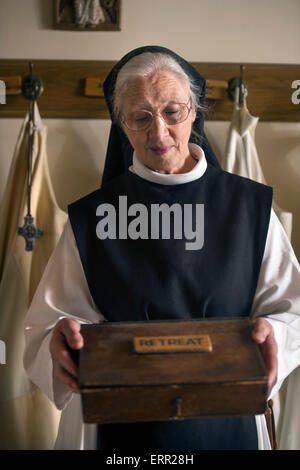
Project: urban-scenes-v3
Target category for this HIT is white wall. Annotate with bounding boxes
[1,0,300,257]
[1,0,300,63]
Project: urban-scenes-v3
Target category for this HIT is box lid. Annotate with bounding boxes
[79,318,268,389]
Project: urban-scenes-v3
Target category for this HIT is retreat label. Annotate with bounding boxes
[133,334,212,354]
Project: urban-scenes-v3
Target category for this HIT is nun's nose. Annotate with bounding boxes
[148,115,169,140]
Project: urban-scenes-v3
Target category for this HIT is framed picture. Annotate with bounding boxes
[54,0,121,31]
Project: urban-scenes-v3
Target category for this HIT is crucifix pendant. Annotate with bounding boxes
[18,214,43,251]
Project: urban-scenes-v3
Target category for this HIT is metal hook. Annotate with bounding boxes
[21,62,44,102]
[228,64,247,105]
[239,64,247,105]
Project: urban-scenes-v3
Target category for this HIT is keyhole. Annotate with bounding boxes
[174,396,182,419]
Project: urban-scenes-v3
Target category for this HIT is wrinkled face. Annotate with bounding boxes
[120,71,196,174]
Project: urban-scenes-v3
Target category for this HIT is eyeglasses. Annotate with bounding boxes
[122,99,192,131]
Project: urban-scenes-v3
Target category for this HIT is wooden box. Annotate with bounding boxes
[79,318,268,424]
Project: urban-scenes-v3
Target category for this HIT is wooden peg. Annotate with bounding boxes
[0,76,22,95]
[206,79,228,100]
[85,77,105,97]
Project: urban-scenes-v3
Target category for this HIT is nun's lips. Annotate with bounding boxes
[150,146,173,155]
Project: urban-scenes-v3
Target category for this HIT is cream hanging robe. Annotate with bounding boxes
[0,104,67,449]
[222,88,293,239]
[222,88,300,450]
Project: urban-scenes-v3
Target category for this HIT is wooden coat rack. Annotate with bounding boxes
[0,59,299,121]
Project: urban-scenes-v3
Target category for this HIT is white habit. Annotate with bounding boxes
[24,144,300,450]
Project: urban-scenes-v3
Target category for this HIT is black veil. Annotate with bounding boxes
[102,45,220,186]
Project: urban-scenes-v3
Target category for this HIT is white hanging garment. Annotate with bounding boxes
[222,87,300,450]
[222,87,293,239]
[0,103,67,449]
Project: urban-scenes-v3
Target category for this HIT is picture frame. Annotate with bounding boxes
[54,0,121,31]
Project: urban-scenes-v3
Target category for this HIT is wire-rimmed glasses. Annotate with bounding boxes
[122,99,192,131]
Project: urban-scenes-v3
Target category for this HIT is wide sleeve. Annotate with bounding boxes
[251,209,300,397]
[23,218,105,410]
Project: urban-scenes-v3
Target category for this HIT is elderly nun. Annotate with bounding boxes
[24,46,300,450]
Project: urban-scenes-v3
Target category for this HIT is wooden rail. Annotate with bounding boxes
[0,60,299,121]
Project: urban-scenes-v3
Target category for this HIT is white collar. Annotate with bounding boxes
[129,143,207,185]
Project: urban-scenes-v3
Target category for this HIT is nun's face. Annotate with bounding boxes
[120,71,196,174]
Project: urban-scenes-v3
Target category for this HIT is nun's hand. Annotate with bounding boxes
[50,318,84,394]
[251,317,278,391]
